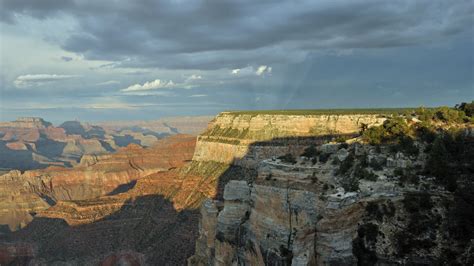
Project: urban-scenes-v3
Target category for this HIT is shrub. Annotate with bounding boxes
[341,175,359,192]
[322,183,329,191]
[362,126,385,145]
[395,135,419,157]
[425,135,457,191]
[415,122,437,143]
[366,202,383,222]
[334,135,349,143]
[362,117,411,145]
[415,107,435,122]
[402,193,433,213]
[339,142,349,149]
[448,184,474,244]
[337,153,354,175]
[434,106,466,123]
[383,117,411,138]
[318,153,331,163]
[358,154,369,168]
[366,201,395,222]
[399,171,420,185]
[416,105,468,123]
[301,145,319,158]
[369,159,384,171]
[455,101,474,117]
[393,168,404,177]
[353,223,379,265]
[278,153,297,164]
[354,166,377,181]
[265,173,272,181]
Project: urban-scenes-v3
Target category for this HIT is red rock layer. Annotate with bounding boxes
[0,134,197,230]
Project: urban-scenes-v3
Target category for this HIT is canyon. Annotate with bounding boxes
[0,110,473,265]
[0,116,210,172]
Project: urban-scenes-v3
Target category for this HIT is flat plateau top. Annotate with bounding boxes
[222,108,421,116]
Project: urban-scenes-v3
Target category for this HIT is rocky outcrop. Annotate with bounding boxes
[0,118,111,170]
[194,113,385,167]
[189,142,451,265]
[0,117,52,128]
[0,170,52,231]
[0,134,197,231]
[59,120,105,139]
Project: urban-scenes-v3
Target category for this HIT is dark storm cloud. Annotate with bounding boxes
[1,0,473,69]
[0,0,76,22]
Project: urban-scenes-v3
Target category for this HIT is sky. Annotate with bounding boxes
[0,0,473,123]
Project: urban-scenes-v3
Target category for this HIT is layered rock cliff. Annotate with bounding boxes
[194,112,385,167]
[0,134,196,231]
[189,111,473,265]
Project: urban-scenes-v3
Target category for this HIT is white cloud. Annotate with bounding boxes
[122,76,205,93]
[189,94,207,97]
[256,65,272,76]
[121,79,176,92]
[188,74,202,80]
[14,74,78,88]
[229,65,272,77]
[96,80,120,86]
[231,69,240,75]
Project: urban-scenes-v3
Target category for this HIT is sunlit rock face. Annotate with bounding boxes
[0,134,196,231]
[1,135,203,265]
[193,112,385,167]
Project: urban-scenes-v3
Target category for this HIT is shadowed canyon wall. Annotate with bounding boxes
[2,111,471,265]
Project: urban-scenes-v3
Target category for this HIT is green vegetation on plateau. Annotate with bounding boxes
[361,102,473,190]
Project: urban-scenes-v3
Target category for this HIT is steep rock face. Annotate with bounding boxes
[190,148,472,265]
[0,170,52,231]
[189,153,407,265]
[194,113,385,167]
[187,113,391,265]
[189,112,473,265]
[196,180,321,265]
